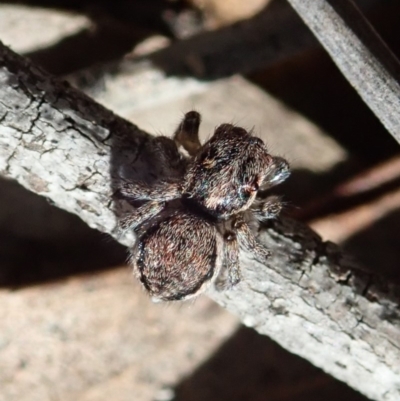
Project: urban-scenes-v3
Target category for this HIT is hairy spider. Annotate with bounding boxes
[118,111,290,301]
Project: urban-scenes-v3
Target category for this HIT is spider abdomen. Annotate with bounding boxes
[134,211,222,301]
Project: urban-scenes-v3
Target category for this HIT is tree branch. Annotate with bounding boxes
[0,41,399,401]
[286,0,400,145]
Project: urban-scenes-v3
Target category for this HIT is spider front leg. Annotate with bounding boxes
[119,201,166,231]
[233,215,271,264]
[251,195,283,222]
[173,111,202,156]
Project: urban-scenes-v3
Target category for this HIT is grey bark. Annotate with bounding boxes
[0,42,399,401]
[286,0,400,145]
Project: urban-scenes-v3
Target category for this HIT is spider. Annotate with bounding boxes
[118,111,290,301]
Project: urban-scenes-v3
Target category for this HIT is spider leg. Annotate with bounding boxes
[173,110,202,156]
[233,215,271,264]
[260,156,290,191]
[119,201,166,231]
[118,180,181,202]
[251,195,283,222]
[216,231,241,290]
[146,136,186,176]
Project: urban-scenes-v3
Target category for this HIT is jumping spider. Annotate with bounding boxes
[118,111,290,301]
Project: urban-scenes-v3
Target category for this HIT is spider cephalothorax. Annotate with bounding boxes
[118,111,290,301]
[183,123,283,218]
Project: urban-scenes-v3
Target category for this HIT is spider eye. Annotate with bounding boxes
[252,181,259,191]
[242,178,259,199]
[248,177,260,192]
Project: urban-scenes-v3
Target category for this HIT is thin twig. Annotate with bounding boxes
[287,0,400,144]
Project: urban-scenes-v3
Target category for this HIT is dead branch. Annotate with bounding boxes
[0,42,399,401]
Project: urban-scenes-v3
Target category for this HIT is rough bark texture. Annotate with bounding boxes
[1,42,400,401]
[0,41,149,243]
[286,0,400,145]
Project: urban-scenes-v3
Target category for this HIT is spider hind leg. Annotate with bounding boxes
[119,201,166,231]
